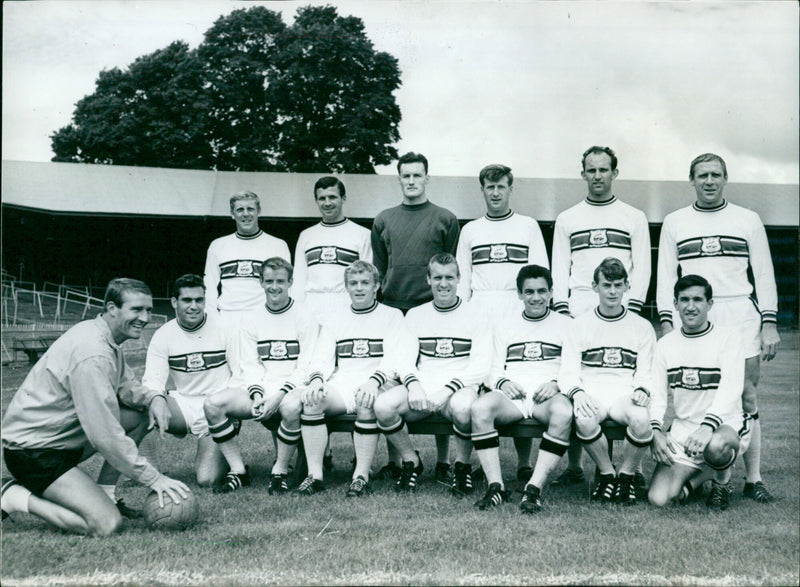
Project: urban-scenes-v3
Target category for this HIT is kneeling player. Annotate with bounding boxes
[374,254,491,495]
[203,257,321,494]
[559,258,656,504]
[297,261,409,496]
[142,274,231,486]
[471,265,573,512]
[648,275,751,510]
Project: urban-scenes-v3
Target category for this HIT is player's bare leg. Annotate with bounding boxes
[375,386,425,490]
[204,387,253,491]
[526,395,573,491]
[471,391,521,490]
[44,468,123,535]
[300,390,348,483]
[194,436,228,487]
[96,406,149,514]
[272,389,302,478]
[648,462,697,507]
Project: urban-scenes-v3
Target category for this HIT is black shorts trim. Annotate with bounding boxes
[4,446,84,496]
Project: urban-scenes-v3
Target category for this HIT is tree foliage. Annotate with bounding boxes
[51,5,401,173]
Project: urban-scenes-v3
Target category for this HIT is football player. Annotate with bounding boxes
[141,274,231,486]
[471,265,573,512]
[456,164,550,481]
[203,191,291,330]
[559,258,656,505]
[374,253,491,495]
[203,257,321,494]
[1,279,189,535]
[551,146,651,490]
[649,275,752,510]
[291,176,373,322]
[296,261,410,496]
[656,153,779,503]
[371,152,461,482]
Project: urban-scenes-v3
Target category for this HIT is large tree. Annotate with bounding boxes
[51,5,402,173]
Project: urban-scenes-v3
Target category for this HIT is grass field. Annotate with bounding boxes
[1,343,798,586]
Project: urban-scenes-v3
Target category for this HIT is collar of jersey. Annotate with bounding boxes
[485,210,514,222]
[523,308,550,322]
[351,301,378,314]
[235,230,263,240]
[321,218,348,228]
[585,195,617,207]
[594,306,626,322]
[178,313,207,333]
[433,298,461,313]
[681,322,713,338]
[266,299,294,314]
[692,200,727,213]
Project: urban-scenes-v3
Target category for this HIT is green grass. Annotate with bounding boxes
[1,346,798,586]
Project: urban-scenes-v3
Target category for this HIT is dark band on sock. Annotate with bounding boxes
[626,429,654,448]
[300,413,326,427]
[354,420,380,435]
[277,424,302,445]
[577,428,603,445]
[540,432,570,456]
[472,430,500,451]
[453,424,471,441]
[377,417,405,436]
[209,418,239,443]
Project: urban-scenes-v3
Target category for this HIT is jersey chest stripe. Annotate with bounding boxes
[306,246,360,267]
[570,229,631,252]
[676,236,749,260]
[337,338,384,359]
[471,244,529,265]
[219,260,263,279]
[581,347,637,369]
[419,337,472,358]
[506,342,561,362]
[257,340,300,361]
[667,367,721,390]
[168,350,227,372]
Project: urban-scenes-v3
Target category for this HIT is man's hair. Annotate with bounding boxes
[229,190,261,213]
[171,274,205,299]
[593,257,628,283]
[479,164,513,187]
[261,257,294,281]
[313,176,346,199]
[397,152,429,175]
[104,278,152,309]
[516,264,552,292]
[673,274,713,301]
[427,252,459,277]
[689,153,728,180]
[344,260,380,284]
[581,146,618,171]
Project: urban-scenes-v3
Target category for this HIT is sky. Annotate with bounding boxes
[3,0,798,184]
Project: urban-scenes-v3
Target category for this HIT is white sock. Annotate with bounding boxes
[2,483,32,514]
[99,484,117,502]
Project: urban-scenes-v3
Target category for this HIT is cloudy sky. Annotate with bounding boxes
[3,1,798,183]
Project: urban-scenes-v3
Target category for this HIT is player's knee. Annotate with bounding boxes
[88,510,123,536]
[373,394,394,423]
[573,413,599,436]
[448,396,474,428]
[279,394,302,422]
[704,435,739,469]
[470,399,494,429]
[203,394,226,421]
[627,407,650,436]
[648,484,671,507]
[741,384,758,415]
[548,397,574,434]
[355,406,375,422]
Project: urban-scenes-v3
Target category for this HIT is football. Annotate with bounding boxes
[143,490,199,530]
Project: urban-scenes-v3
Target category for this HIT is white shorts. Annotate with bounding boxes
[469,290,520,317]
[492,376,552,420]
[217,308,261,339]
[414,373,478,415]
[667,414,752,469]
[583,385,636,423]
[568,290,633,318]
[169,392,211,437]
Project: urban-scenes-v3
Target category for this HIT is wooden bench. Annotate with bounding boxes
[13,336,59,363]
[262,414,626,455]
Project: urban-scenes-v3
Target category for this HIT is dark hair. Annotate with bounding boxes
[314,176,346,199]
[593,257,628,284]
[171,274,205,299]
[689,153,728,180]
[673,274,713,301]
[516,264,552,292]
[581,146,618,171]
[261,257,294,281]
[104,278,152,309]
[479,164,513,187]
[397,152,429,175]
[427,252,459,277]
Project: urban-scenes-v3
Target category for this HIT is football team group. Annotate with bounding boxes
[1,147,780,535]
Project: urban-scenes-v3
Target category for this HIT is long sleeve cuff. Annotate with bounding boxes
[761,311,777,325]
[701,414,722,431]
[659,311,673,326]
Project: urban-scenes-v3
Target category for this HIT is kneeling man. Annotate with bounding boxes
[648,275,751,511]
[471,265,573,512]
[374,253,491,495]
[1,279,189,535]
[142,274,231,486]
[297,261,409,496]
[559,258,656,504]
